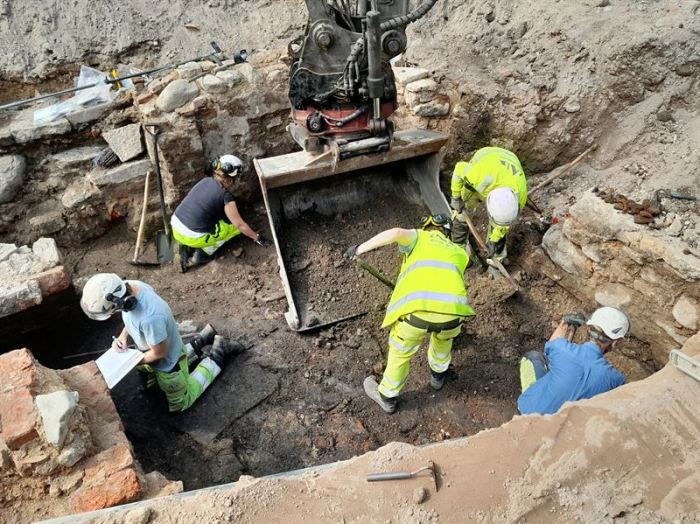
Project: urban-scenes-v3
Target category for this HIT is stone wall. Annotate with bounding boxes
[0,348,182,523]
[530,190,700,366]
[0,237,70,319]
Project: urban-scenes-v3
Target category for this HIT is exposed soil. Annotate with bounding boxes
[46,197,653,491]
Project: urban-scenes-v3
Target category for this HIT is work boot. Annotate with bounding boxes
[208,335,246,367]
[363,376,397,414]
[191,249,215,266]
[177,244,192,273]
[199,324,217,345]
[430,371,446,391]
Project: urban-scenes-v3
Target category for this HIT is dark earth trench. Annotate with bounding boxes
[1,192,655,491]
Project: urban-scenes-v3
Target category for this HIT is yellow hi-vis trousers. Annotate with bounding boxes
[378,312,462,399]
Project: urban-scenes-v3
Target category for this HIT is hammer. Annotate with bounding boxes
[366,461,439,492]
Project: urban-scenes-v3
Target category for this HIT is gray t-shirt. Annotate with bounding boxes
[122,281,182,372]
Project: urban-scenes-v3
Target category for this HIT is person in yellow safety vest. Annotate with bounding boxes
[450,147,527,277]
[344,213,476,414]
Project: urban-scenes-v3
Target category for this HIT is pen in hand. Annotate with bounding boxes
[112,336,126,353]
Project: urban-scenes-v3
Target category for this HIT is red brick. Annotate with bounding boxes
[71,467,142,512]
[82,444,135,486]
[0,388,39,449]
[0,349,36,391]
[32,266,71,297]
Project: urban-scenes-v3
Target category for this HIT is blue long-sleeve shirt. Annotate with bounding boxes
[518,338,626,415]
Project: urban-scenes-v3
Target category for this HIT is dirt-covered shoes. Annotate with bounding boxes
[363,376,397,414]
[430,372,446,391]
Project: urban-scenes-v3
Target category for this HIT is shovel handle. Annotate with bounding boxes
[367,471,413,482]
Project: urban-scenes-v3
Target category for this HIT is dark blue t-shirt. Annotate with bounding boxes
[517,339,625,415]
[173,177,235,233]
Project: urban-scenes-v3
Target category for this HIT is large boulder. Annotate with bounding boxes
[156,79,200,112]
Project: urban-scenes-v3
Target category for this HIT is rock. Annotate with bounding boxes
[596,0,610,7]
[0,252,48,279]
[62,178,100,208]
[405,78,438,105]
[0,387,39,449]
[216,70,244,86]
[542,225,591,276]
[72,467,142,512]
[10,115,71,144]
[35,390,79,447]
[0,243,17,263]
[672,295,699,331]
[0,154,26,204]
[29,211,66,236]
[124,507,152,524]
[89,158,152,187]
[413,486,428,504]
[413,99,451,117]
[667,216,684,236]
[594,283,633,308]
[55,438,87,469]
[176,61,202,80]
[65,103,112,126]
[393,67,429,88]
[102,123,144,162]
[83,444,135,485]
[564,99,581,113]
[177,319,198,335]
[0,280,43,317]
[199,74,229,94]
[32,237,62,266]
[156,79,200,112]
[675,63,695,77]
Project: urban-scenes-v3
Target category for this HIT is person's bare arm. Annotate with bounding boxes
[112,327,130,352]
[142,339,170,365]
[357,228,415,256]
[224,201,259,241]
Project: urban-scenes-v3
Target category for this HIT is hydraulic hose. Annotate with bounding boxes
[344,0,439,88]
[379,0,439,31]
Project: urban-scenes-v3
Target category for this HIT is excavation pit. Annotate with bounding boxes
[29,212,648,492]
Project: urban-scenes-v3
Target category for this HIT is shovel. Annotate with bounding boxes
[144,122,175,264]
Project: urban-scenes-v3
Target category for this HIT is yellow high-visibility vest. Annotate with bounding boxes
[450,147,528,208]
[382,230,475,328]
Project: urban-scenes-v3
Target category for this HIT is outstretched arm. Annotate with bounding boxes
[357,228,415,256]
[224,201,259,241]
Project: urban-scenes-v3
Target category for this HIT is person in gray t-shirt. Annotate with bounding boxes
[81,273,243,412]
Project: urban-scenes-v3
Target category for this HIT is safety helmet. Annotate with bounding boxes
[80,273,127,321]
[486,187,520,226]
[215,155,243,176]
[586,307,630,340]
[419,213,453,234]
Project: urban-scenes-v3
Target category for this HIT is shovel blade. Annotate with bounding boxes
[156,231,175,264]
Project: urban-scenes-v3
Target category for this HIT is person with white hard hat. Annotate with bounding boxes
[517,307,629,415]
[449,147,527,277]
[80,273,244,412]
[171,154,272,272]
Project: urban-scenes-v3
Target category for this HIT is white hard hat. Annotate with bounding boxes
[486,187,520,226]
[217,155,243,176]
[587,307,630,340]
[80,273,126,321]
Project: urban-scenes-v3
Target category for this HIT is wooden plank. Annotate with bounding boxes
[255,129,448,189]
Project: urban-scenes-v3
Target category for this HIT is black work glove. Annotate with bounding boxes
[255,234,272,248]
[344,245,359,261]
[486,238,506,258]
[562,313,586,328]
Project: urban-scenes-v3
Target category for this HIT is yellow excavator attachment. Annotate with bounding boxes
[254,129,450,331]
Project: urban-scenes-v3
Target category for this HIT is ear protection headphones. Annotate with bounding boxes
[214,159,241,176]
[418,213,453,233]
[105,289,137,312]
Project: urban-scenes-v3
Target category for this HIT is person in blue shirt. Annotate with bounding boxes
[517,306,629,415]
[80,273,243,412]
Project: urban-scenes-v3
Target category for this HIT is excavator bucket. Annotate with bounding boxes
[254,129,449,331]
